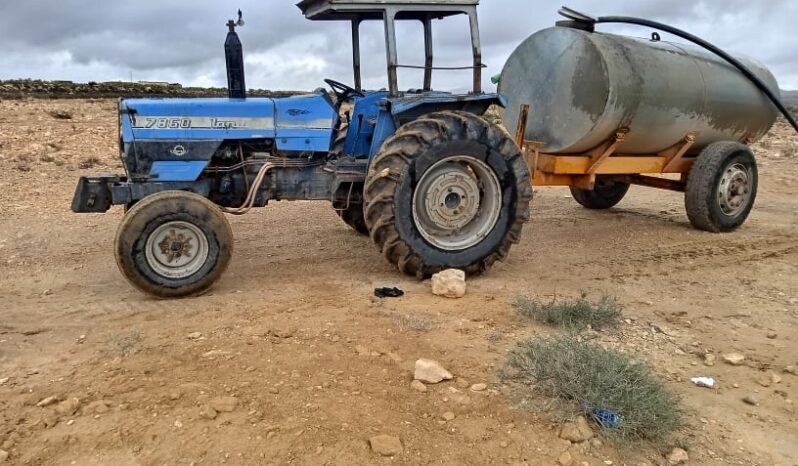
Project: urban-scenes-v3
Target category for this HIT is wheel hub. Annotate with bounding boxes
[413,156,502,251]
[145,221,209,279]
[718,163,751,216]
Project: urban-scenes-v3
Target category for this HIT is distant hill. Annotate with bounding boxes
[782,89,798,106]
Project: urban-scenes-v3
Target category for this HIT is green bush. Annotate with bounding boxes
[506,336,681,443]
[512,293,622,331]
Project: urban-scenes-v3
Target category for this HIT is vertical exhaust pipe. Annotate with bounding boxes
[225,10,246,99]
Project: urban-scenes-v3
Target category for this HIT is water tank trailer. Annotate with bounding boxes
[501,7,798,232]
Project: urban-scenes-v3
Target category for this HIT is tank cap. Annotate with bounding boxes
[557,6,596,31]
[555,20,595,32]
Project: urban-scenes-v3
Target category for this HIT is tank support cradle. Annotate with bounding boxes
[515,104,697,191]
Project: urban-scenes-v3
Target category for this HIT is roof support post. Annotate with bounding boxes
[383,9,399,97]
[351,19,362,92]
[422,17,433,91]
[468,9,482,94]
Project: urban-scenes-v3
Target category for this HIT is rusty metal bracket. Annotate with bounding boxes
[515,104,530,148]
[661,133,696,173]
[586,129,628,174]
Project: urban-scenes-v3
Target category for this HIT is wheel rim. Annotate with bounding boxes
[412,156,502,251]
[717,163,752,217]
[144,221,209,279]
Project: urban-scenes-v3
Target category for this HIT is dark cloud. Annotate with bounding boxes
[0,0,795,90]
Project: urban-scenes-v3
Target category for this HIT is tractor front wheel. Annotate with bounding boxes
[114,191,233,298]
[364,111,532,278]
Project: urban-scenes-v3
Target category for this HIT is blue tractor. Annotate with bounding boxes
[71,0,533,298]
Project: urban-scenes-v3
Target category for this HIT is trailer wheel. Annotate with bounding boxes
[335,202,369,235]
[114,191,233,298]
[364,111,532,278]
[569,177,630,209]
[685,142,757,232]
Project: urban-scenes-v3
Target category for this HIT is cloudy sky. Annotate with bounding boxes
[1,0,796,92]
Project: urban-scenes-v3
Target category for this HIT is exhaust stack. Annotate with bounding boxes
[225,10,246,99]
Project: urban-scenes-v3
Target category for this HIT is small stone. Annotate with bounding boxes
[0,449,8,463]
[0,378,8,385]
[37,396,59,407]
[785,366,797,375]
[722,353,745,366]
[410,380,427,393]
[557,451,574,466]
[431,269,467,299]
[770,372,783,384]
[667,447,689,465]
[210,396,238,413]
[441,411,456,421]
[414,359,453,384]
[369,435,403,456]
[742,395,758,406]
[187,332,202,339]
[199,405,218,420]
[174,420,183,428]
[757,376,772,388]
[766,331,778,339]
[559,416,594,443]
[55,397,81,416]
[703,354,716,366]
[470,383,487,392]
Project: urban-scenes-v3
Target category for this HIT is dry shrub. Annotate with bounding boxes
[505,336,681,443]
[513,292,621,331]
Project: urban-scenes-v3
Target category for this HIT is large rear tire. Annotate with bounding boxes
[569,176,630,210]
[363,111,532,278]
[685,141,757,232]
[114,191,233,298]
[334,201,369,235]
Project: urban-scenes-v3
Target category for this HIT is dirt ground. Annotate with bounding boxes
[1,99,797,466]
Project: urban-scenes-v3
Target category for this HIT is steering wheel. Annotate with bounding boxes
[324,78,364,102]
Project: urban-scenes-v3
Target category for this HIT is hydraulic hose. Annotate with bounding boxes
[559,8,798,134]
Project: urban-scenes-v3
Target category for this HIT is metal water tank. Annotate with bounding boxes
[499,25,780,154]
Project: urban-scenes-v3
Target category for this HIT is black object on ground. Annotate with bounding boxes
[374,287,405,298]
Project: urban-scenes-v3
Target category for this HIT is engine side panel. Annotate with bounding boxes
[274,93,338,152]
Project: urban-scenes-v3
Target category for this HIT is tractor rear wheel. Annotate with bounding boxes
[569,176,630,209]
[114,191,233,298]
[334,201,369,235]
[685,141,757,232]
[363,111,532,278]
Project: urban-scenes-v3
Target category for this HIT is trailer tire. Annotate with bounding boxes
[569,177,630,209]
[685,142,757,232]
[364,111,532,278]
[114,191,233,298]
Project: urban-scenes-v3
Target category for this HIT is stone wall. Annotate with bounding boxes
[0,79,303,99]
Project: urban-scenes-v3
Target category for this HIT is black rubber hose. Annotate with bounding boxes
[594,15,798,134]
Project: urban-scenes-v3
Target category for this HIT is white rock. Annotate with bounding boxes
[0,449,8,462]
[414,359,453,384]
[470,383,487,392]
[431,269,466,298]
[0,378,8,385]
[722,353,745,366]
[37,396,59,407]
[557,451,574,466]
[559,416,594,443]
[187,332,202,339]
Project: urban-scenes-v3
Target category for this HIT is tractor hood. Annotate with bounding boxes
[120,93,337,152]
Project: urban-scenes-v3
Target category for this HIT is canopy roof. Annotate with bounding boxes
[297,0,479,21]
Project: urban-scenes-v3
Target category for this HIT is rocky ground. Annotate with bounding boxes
[0,99,797,465]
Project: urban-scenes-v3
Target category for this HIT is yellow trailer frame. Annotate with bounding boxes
[513,104,698,192]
